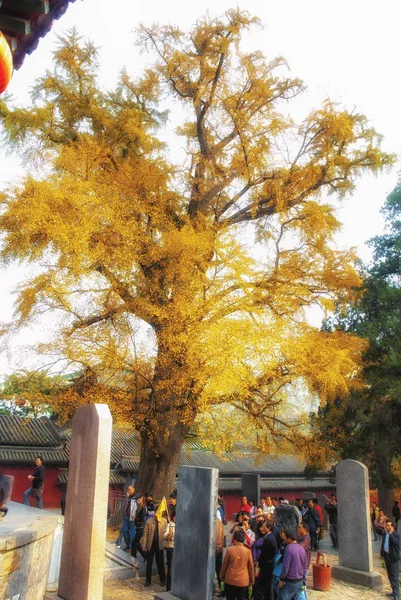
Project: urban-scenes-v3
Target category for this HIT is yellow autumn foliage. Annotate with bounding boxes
[0,11,395,495]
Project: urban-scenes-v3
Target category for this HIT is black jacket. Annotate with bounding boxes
[380,530,400,563]
[325,503,338,524]
[134,504,148,529]
[259,532,278,578]
[392,505,400,521]
[302,507,321,532]
[32,465,44,489]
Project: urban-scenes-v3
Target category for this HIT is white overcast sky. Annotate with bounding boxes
[0,0,401,376]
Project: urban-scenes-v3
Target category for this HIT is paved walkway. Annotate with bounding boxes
[103,535,396,600]
[306,535,393,600]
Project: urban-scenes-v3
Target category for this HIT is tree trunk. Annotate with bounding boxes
[375,450,394,518]
[133,325,197,501]
[134,419,189,501]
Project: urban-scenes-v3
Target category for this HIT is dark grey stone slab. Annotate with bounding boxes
[154,593,181,600]
[171,465,218,600]
[302,492,314,500]
[336,459,372,572]
[275,504,301,539]
[331,565,383,590]
[241,474,260,508]
[0,473,13,507]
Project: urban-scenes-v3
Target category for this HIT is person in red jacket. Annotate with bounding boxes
[240,496,251,514]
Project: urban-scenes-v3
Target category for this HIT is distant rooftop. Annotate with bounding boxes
[0,414,63,447]
[0,415,335,492]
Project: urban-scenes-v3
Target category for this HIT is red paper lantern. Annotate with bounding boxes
[0,31,13,94]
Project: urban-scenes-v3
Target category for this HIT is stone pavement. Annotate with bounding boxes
[103,577,165,600]
[306,535,393,599]
[103,535,396,600]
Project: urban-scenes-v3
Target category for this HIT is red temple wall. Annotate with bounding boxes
[4,465,125,510]
[221,489,337,521]
[5,465,62,509]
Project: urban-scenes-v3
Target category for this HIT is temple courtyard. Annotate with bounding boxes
[103,532,394,600]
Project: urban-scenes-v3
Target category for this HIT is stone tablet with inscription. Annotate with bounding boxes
[241,474,260,510]
[0,474,13,508]
[155,465,218,600]
[337,459,372,572]
[57,404,112,600]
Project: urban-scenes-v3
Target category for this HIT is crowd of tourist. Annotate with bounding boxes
[114,488,177,590]
[114,487,400,600]
[219,494,322,600]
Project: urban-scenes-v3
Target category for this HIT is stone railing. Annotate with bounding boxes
[0,501,63,600]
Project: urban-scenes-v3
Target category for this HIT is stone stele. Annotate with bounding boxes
[332,459,382,590]
[54,404,112,600]
[275,504,301,540]
[154,465,219,600]
[241,474,260,510]
[0,474,14,508]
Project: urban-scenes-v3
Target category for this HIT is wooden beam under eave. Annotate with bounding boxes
[0,15,31,34]
[4,34,18,51]
[5,0,50,15]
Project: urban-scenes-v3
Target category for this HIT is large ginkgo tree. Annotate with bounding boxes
[0,10,393,497]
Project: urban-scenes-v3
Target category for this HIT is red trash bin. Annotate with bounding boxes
[313,552,331,591]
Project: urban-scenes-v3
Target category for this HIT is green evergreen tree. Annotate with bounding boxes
[312,176,401,517]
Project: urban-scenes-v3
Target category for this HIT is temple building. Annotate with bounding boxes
[0,414,335,518]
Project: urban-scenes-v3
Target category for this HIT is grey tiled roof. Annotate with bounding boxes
[218,477,335,491]
[0,447,68,464]
[119,458,140,472]
[119,452,308,476]
[56,469,125,487]
[0,416,331,482]
[178,452,305,474]
[110,429,141,464]
[56,467,332,491]
[0,415,63,447]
